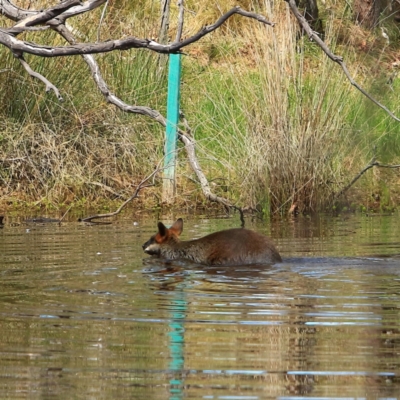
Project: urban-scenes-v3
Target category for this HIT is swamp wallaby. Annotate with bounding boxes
[142,218,282,265]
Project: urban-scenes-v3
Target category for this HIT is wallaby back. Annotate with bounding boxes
[142,218,281,265]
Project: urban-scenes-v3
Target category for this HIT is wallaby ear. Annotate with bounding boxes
[170,218,183,236]
[157,222,167,237]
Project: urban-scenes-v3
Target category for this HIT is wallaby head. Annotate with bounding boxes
[142,218,184,256]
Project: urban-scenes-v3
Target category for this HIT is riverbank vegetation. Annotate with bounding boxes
[1,0,400,215]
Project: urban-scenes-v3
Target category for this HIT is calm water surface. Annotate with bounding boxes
[0,214,400,399]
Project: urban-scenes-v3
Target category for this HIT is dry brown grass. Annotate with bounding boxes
[0,114,164,209]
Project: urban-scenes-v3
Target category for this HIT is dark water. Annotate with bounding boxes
[0,213,400,399]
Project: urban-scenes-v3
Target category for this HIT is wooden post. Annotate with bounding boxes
[163,53,181,203]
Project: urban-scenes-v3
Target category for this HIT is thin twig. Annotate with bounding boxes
[374,162,400,168]
[0,6,274,57]
[59,204,73,224]
[79,168,160,223]
[15,54,63,100]
[175,0,184,43]
[96,0,109,42]
[334,158,400,200]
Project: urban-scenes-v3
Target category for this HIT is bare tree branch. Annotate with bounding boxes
[79,168,160,223]
[48,0,107,25]
[0,6,274,57]
[15,53,63,100]
[0,0,37,21]
[1,1,72,100]
[0,0,108,24]
[334,157,377,200]
[54,24,167,123]
[334,158,400,200]
[175,0,185,43]
[285,0,400,123]
[4,0,81,35]
[374,162,400,169]
[51,22,246,219]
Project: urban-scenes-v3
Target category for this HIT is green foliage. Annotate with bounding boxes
[0,24,167,207]
[182,14,365,213]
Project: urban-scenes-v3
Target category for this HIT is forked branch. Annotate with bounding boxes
[0,3,274,56]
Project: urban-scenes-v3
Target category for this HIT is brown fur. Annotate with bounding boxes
[142,218,282,265]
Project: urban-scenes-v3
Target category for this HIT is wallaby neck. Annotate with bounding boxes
[160,238,203,262]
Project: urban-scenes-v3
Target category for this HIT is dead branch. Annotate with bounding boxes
[0,5,274,57]
[79,168,159,223]
[15,54,63,100]
[175,0,184,43]
[285,0,400,123]
[334,158,400,200]
[53,24,167,124]
[374,162,400,169]
[15,0,81,27]
[0,0,39,21]
[1,0,107,24]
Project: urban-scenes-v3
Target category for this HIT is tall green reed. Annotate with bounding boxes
[183,9,363,214]
[0,9,168,208]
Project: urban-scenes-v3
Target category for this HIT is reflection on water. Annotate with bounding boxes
[0,214,399,399]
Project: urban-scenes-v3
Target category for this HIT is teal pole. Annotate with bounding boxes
[168,292,186,400]
[163,53,181,201]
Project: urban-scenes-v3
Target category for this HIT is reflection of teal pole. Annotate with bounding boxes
[168,290,186,400]
[163,53,181,203]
